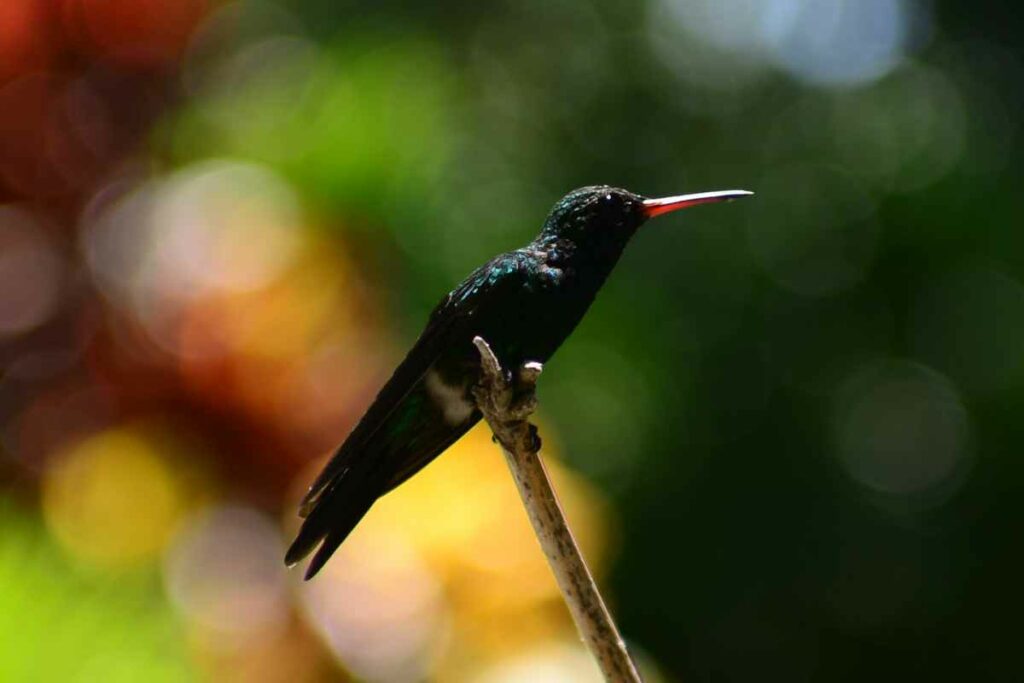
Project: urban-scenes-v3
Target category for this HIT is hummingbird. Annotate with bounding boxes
[286,185,752,578]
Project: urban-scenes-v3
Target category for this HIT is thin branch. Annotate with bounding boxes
[472,336,643,683]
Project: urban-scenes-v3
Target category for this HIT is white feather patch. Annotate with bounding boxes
[425,369,475,425]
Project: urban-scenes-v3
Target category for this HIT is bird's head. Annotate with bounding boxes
[539,185,753,256]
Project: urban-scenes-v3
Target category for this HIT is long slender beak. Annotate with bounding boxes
[642,190,754,219]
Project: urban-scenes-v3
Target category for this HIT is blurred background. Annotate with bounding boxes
[1,0,1022,680]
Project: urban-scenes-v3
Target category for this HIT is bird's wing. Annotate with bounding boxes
[296,253,525,516]
[379,406,477,494]
[286,252,528,577]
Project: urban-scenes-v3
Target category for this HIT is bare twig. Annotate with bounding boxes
[471,336,643,683]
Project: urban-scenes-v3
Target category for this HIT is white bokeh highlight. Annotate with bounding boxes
[651,0,926,88]
[164,505,291,647]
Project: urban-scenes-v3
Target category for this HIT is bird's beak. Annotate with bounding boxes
[642,190,754,219]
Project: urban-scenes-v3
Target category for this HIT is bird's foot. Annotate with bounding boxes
[506,361,542,420]
[472,337,544,453]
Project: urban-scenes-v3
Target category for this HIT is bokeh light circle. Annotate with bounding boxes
[43,427,187,568]
[0,206,62,338]
[82,160,307,355]
[649,0,924,88]
[832,360,971,501]
[165,505,290,647]
[299,530,449,683]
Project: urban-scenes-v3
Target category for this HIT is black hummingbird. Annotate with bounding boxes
[286,185,752,578]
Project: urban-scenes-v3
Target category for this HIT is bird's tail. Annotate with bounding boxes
[285,466,381,580]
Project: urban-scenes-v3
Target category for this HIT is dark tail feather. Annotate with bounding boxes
[303,523,359,580]
[284,516,328,568]
[285,471,381,580]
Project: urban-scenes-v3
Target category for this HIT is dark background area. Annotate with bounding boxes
[1,0,1022,680]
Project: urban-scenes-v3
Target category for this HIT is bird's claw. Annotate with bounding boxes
[528,423,542,451]
[519,361,543,386]
[472,338,543,451]
[507,360,542,420]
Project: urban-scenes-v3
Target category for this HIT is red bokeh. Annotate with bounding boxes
[0,0,55,82]
[0,0,209,201]
[62,0,207,69]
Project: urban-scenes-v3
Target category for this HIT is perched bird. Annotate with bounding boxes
[286,185,752,578]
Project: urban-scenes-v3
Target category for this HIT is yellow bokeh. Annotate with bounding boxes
[42,427,193,569]
[364,421,609,593]
[298,419,615,675]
